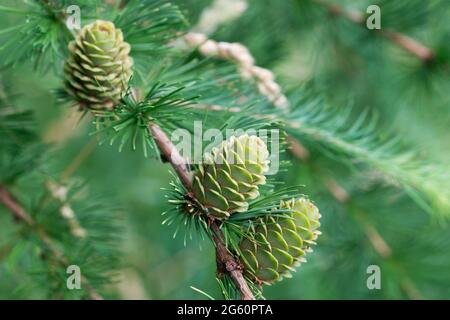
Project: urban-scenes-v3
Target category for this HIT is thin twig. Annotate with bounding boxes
[315,0,434,62]
[0,185,102,300]
[147,123,255,300]
[183,33,289,110]
[314,175,424,300]
[353,207,425,300]
[61,138,98,181]
[383,30,434,62]
[0,186,34,226]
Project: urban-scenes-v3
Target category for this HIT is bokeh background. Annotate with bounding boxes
[1,0,449,299]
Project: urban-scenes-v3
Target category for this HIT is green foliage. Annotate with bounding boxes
[162,180,210,247]
[0,0,71,72]
[114,0,188,81]
[0,95,36,151]
[282,92,450,216]
[0,85,46,184]
[0,79,122,299]
[0,0,449,300]
[92,82,197,157]
[24,180,122,299]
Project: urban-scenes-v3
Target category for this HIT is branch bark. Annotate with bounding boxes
[211,222,255,300]
[147,123,255,300]
[0,186,34,226]
[148,123,193,191]
[0,185,103,300]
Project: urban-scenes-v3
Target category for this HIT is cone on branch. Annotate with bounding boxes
[239,197,321,285]
[64,20,133,110]
[191,134,270,219]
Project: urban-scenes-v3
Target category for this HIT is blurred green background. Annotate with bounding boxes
[0,0,449,299]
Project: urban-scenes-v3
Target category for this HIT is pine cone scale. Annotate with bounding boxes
[65,20,133,109]
[240,197,321,285]
[191,134,270,219]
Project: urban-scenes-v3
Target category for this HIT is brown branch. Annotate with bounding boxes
[148,123,193,191]
[0,185,103,300]
[363,224,392,258]
[324,177,350,203]
[315,0,434,62]
[383,30,434,62]
[287,136,310,162]
[147,123,255,300]
[0,186,34,226]
[211,222,255,300]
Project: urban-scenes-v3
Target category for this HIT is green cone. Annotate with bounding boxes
[64,20,133,110]
[192,134,270,219]
[239,197,321,285]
